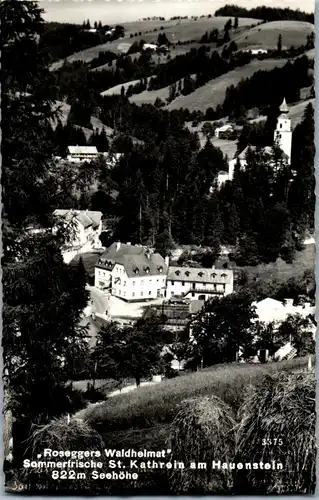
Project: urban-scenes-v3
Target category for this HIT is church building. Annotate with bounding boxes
[218,98,292,186]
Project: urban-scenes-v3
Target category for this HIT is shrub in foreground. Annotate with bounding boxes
[234,370,316,494]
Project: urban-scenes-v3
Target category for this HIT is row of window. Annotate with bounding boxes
[115,279,166,286]
[113,289,153,298]
[173,271,228,279]
[170,281,225,288]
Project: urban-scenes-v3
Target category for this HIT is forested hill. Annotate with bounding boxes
[215,5,314,24]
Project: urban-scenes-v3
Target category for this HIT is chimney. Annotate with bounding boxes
[165,256,169,267]
[126,242,131,246]
[145,248,151,259]
[212,264,215,270]
[116,242,121,251]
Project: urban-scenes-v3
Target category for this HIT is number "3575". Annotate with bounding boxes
[262,438,283,446]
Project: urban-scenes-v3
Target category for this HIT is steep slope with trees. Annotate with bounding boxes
[2,0,89,471]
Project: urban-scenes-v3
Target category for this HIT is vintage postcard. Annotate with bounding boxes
[2,0,316,495]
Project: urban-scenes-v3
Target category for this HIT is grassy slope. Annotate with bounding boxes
[166,58,289,112]
[86,357,310,435]
[233,243,315,285]
[101,77,152,97]
[249,97,315,128]
[91,44,201,73]
[126,21,314,110]
[51,101,115,136]
[49,17,259,71]
[233,20,314,51]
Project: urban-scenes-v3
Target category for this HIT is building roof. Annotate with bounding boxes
[279,97,289,114]
[68,146,98,155]
[216,124,233,132]
[96,242,167,277]
[253,297,315,324]
[167,266,233,284]
[53,209,102,229]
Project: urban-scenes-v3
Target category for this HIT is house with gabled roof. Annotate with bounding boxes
[53,209,103,262]
[95,242,168,301]
[166,266,233,301]
[67,146,99,163]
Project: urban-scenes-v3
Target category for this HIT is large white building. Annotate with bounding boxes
[218,97,292,186]
[95,242,168,301]
[53,209,103,262]
[166,266,233,301]
[67,146,100,163]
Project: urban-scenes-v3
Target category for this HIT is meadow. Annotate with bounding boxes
[234,243,315,286]
[50,16,259,71]
[233,20,314,50]
[85,356,310,434]
[166,57,289,112]
[249,97,315,128]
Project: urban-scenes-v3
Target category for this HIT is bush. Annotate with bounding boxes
[235,370,316,494]
[167,396,235,493]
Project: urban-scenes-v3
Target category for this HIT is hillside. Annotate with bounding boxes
[165,58,289,112]
[232,20,314,50]
[249,97,315,128]
[101,78,151,97]
[51,101,115,137]
[90,44,202,73]
[49,16,259,71]
[51,101,143,145]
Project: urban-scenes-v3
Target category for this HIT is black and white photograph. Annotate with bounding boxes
[2,0,316,494]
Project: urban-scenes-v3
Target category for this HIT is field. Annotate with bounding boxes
[233,20,314,51]
[86,357,309,433]
[234,243,315,285]
[166,58,289,112]
[249,97,315,128]
[91,44,201,73]
[185,121,238,154]
[50,17,259,71]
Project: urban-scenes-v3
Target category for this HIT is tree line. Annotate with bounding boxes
[214,5,314,24]
[39,23,124,63]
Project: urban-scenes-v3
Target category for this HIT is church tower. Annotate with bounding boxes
[274,97,292,165]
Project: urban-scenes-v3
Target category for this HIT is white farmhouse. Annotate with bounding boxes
[95,242,168,301]
[250,49,268,55]
[67,146,99,163]
[215,124,233,138]
[166,266,233,301]
[143,43,158,51]
[53,209,103,262]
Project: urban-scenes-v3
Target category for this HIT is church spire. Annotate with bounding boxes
[279,97,289,114]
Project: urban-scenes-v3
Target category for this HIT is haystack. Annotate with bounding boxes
[234,371,316,494]
[22,415,107,493]
[167,395,236,494]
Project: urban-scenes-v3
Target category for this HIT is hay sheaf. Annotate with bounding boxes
[234,371,316,494]
[21,416,108,494]
[167,395,236,494]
